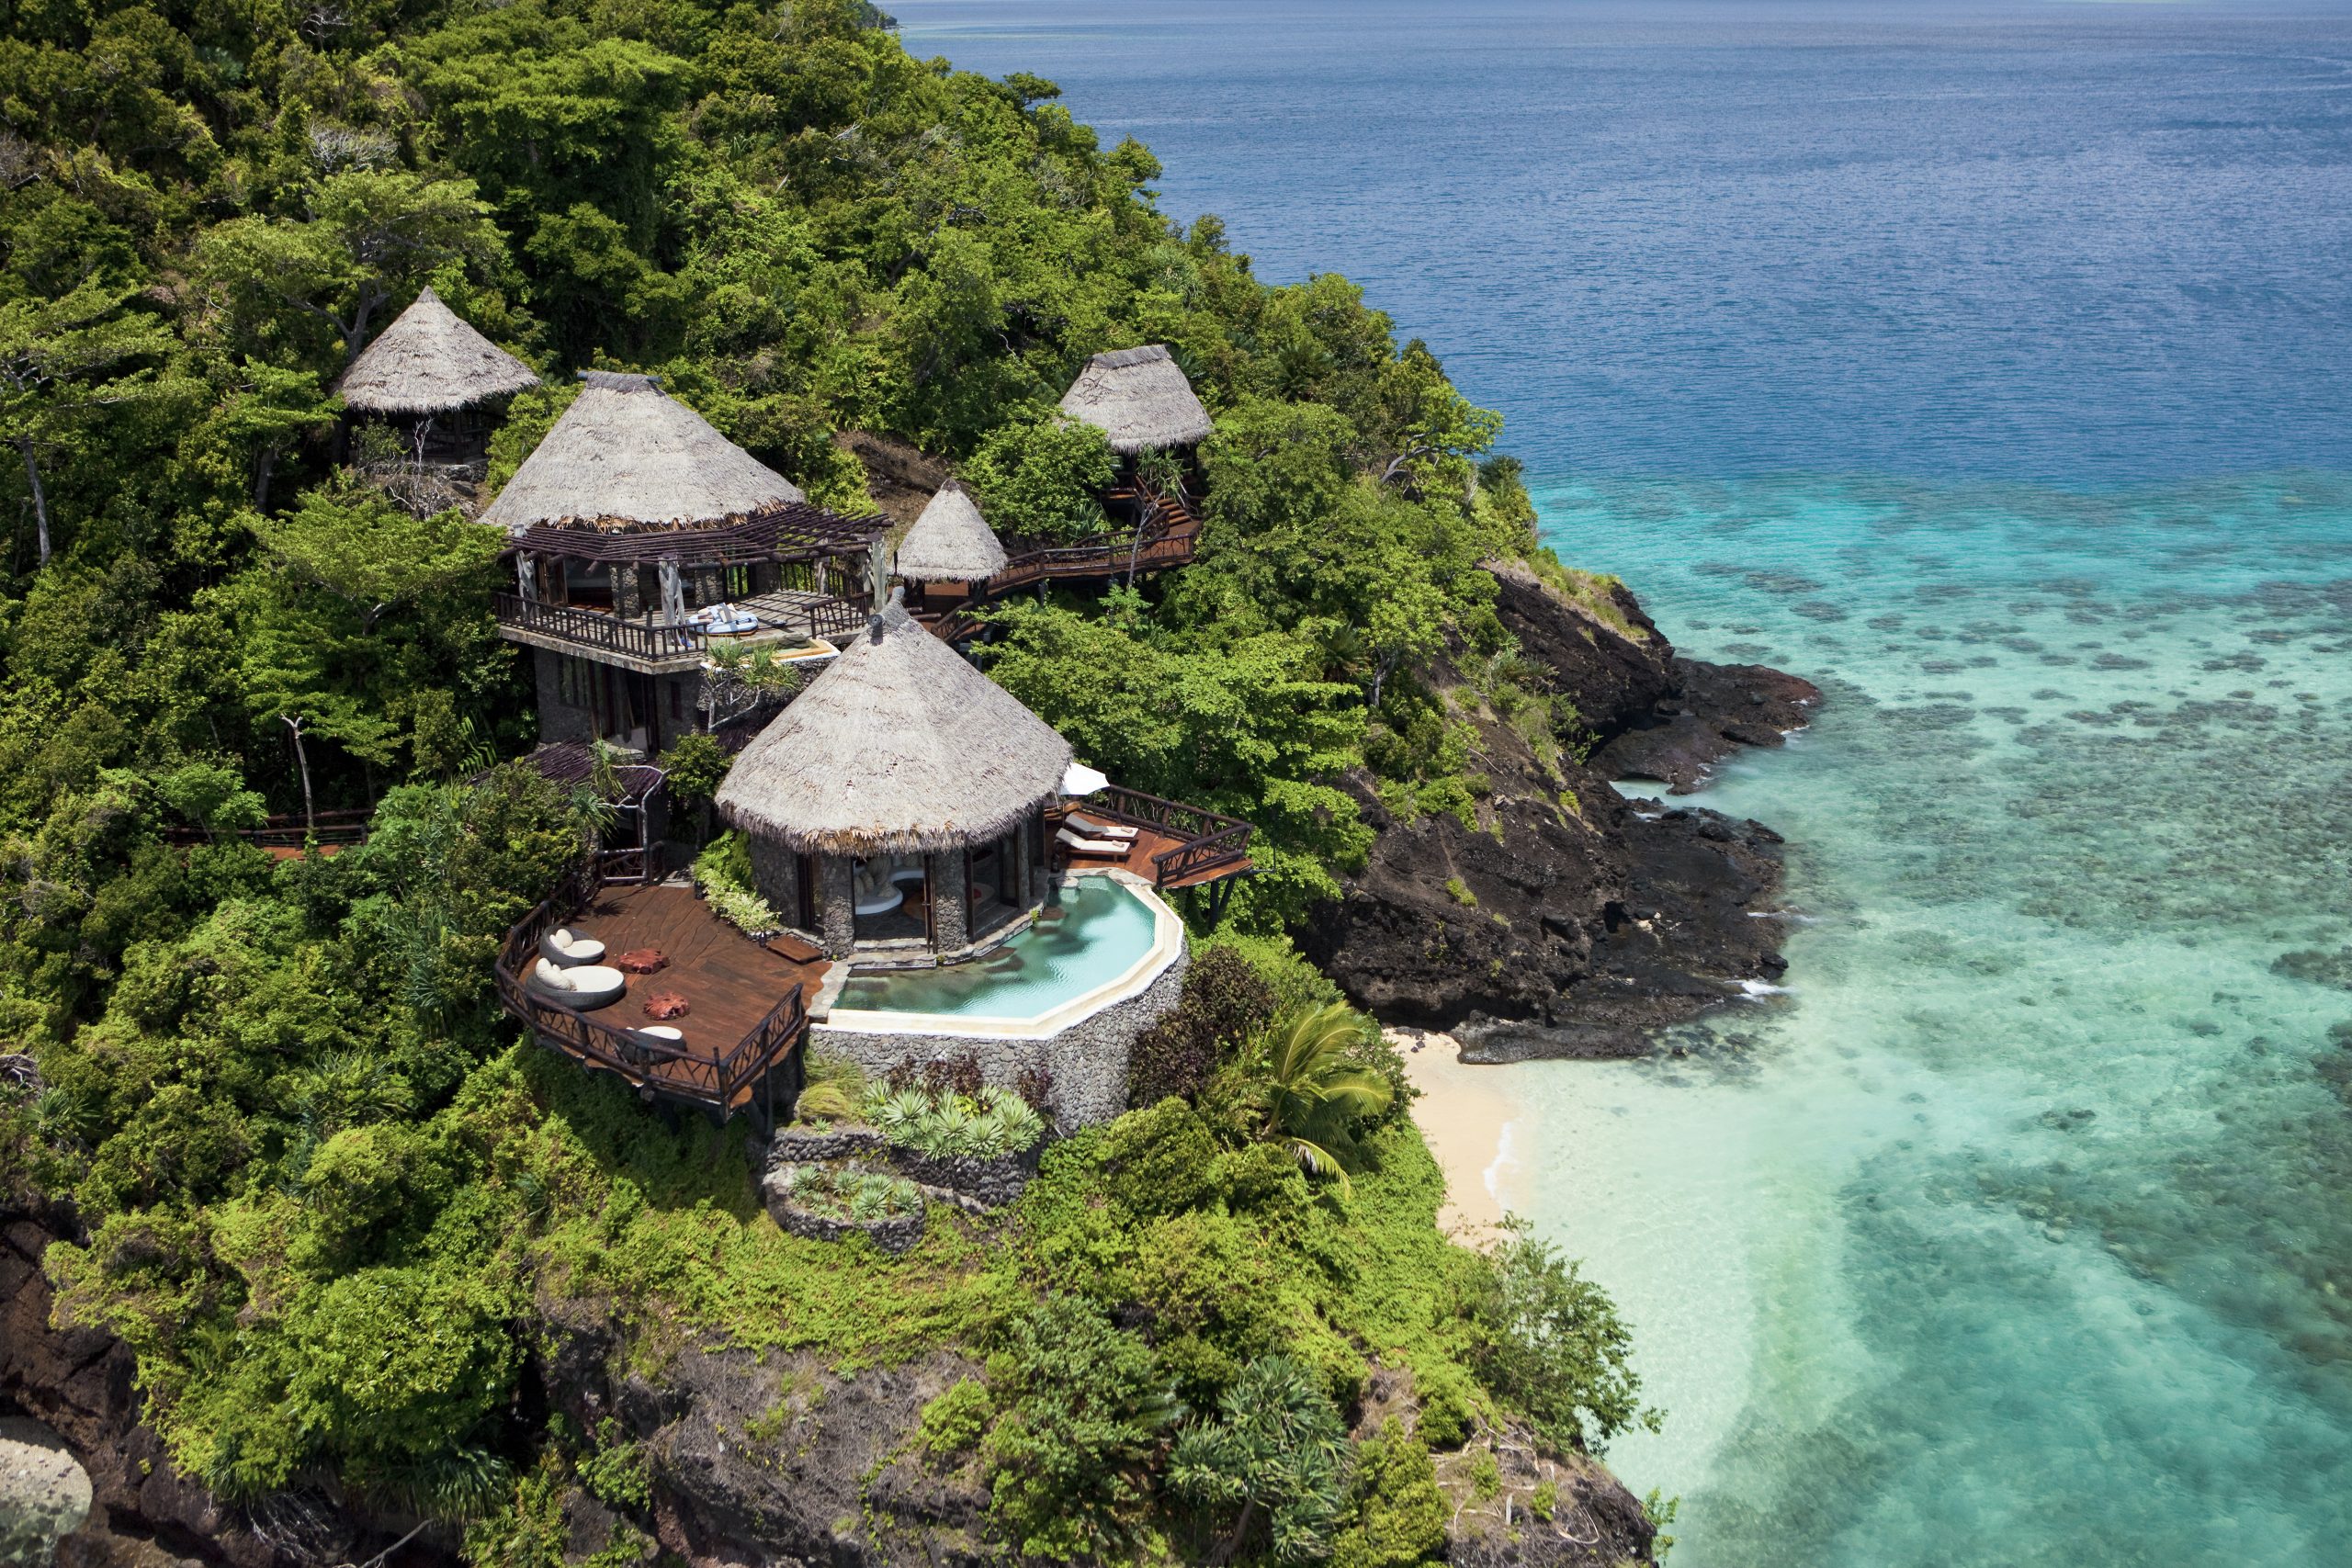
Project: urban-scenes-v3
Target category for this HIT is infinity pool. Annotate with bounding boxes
[831,876,1172,1027]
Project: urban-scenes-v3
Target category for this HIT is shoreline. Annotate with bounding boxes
[1386,1027,1526,1247]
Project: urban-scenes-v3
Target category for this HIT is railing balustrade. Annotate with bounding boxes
[493,592,871,663]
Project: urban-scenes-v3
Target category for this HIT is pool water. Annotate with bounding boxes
[833,877,1166,1021]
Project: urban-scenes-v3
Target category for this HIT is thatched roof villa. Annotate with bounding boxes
[483,371,808,535]
[485,371,887,756]
[1057,344,1213,455]
[718,591,1069,960]
[338,287,540,416]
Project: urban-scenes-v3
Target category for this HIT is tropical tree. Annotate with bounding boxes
[1220,1001,1393,1189]
[1170,1353,1350,1566]
[0,279,175,564]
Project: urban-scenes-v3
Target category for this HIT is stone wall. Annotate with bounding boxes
[810,944,1187,1128]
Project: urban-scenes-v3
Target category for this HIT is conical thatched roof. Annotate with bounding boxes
[1057,344,1213,454]
[894,480,1009,583]
[481,371,806,536]
[717,592,1072,854]
[336,288,539,414]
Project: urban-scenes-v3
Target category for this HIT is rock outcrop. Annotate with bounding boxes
[1302,564,1816,1057]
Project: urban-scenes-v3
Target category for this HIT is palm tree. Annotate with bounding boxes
[1244,1002,1393,1190]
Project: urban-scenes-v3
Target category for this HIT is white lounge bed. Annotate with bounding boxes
[1065,812,1140,840]
[540,927,606,967]
[1057,825,1127,858]
[530,957,627,1010]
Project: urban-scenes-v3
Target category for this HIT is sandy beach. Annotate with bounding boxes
[1386,1027,1526,1246]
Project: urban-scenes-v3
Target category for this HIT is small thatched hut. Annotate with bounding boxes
[1057,344,1213,455]
[481,371,807,536]
[717,591,1073,958]
[338,288,540,417]
[894,480,1009,599]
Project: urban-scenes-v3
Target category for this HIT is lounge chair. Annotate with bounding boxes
[530,957,627,1010]
[541,927,605,967]
[1057,825,1127,858]
[1065,812,1139,841]
[618,1025,684,1066]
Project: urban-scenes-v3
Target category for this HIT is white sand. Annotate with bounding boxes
[1386,1027,1526,1246]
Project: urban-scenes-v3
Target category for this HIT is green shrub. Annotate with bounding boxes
[577,1419,651,1510]
[1444,876,1476,908]
[692,833,780,936]
[1128,944,1278,1108]
[918,1379,994,1457]
[1466,1223,1657,1453]
[1169,1354,1348,1566]
[1331,1421,1446,1568]
[963,412,1117,543]
[983,1295,1180,1562]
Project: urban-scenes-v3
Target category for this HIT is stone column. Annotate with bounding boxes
[931,849,968,953]
[535,649,592,743]
[820,854,856,956]
[749,835,800,921]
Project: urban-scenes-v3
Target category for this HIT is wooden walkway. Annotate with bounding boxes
[917,481,1202,643]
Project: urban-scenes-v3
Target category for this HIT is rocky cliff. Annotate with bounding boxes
[1301,563,1818,1059]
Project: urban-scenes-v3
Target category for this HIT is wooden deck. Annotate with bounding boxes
[497,869,820,1118]
[556,883,825,1105]
[1055,813,1252,890]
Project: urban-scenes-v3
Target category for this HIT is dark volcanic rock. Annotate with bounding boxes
[1301,565,1811,1057]
[1592,657,1822,793]
[536,1293,988,1568]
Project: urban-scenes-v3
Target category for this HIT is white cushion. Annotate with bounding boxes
[534,958,576,991]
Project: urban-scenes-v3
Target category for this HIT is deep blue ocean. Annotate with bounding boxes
[898,5,2352,1564]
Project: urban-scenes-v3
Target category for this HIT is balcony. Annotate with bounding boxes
[492,591,871,674]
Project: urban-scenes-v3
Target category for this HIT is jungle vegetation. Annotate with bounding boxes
[0,1,1649,1561]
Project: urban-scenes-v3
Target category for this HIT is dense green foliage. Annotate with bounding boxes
[0,1,1651,1561]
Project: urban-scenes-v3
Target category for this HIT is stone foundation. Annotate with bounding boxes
[811,944,1187,1128]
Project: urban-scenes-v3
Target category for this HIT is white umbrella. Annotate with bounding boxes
[1060,761,1109,796]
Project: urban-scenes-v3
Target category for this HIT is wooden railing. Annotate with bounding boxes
[493,593,697,663]
[1079,784,1253,888]
[492,593,870,662]
[162,808,373,852]
[492,854,804,1120]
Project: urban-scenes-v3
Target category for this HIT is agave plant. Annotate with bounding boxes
[866,1087,933,1140]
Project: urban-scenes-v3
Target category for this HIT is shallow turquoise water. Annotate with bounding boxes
[888,4,2352,1556]
[834,878,1159,1018]
[1524,472,2352,1566]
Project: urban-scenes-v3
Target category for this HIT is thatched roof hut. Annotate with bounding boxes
[481,371,806,536]
[717,592,1072,854]
[337,288,539,415]
[894,480,1009,582]
[1057,344,1213,455]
